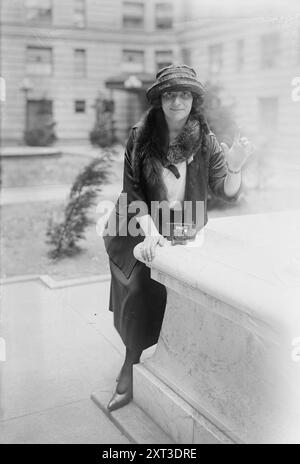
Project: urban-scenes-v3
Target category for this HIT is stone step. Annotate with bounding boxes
[91,391,175,445]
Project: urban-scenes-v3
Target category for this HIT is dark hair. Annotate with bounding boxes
[133,93,210,186]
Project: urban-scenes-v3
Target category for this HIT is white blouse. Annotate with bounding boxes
[161,161,187,209]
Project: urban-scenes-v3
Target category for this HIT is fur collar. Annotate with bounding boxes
[132,107,209,190]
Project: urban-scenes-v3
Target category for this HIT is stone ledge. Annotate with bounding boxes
[134,211,300,338]
[132,211,300,443]
[0,146,62,157]
[133,364,234,445]
[0,274,41,285]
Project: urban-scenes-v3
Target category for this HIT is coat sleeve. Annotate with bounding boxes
[116,127,149,217]
[207,132,242,202]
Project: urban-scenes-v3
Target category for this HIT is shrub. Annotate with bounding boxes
[89,96,117,148]
[46,149,113,259]
[25,122,57,146]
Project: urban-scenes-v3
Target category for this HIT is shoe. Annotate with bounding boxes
[107,387,133,412]
[116,368,122,383]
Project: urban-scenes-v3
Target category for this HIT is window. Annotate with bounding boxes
[74,0,86,28]
[261,33,280,68]
[122,50,144,72]
[26,0,52,24]
[26,46,52,75]
[155,50,173,71]
[259,97,278,135]
[182,48,192,66]
[208,44,223,75]
[75,100,86,113]
[236,39,244,72]
[122,2,144,28]
[155,3,173,29]
[74,49,86,77]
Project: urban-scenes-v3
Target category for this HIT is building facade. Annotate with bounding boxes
[1,0,300,158]
[181,0,300,160]
[0,0,183,144]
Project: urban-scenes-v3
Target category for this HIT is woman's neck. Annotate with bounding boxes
[165,115,189,132]
[165,115,189,142]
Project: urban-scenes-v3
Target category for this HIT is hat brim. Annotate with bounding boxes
[147,81,204,103]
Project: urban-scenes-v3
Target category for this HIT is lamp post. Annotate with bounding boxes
[124,75,142,89]
[19,77,33,143]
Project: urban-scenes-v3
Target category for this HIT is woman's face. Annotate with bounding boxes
[161,90,193,123]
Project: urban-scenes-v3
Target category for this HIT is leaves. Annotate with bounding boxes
[46,150,113,259]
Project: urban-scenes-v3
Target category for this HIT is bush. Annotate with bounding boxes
[25,122,57,146]
[89,96,117,148]
[46,149,113,259]
[90,125,116,148]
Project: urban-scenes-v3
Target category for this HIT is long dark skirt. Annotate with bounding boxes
[108,259,167,352]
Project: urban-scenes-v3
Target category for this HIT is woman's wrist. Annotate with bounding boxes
[227,164,242,174]
[136,214,160,237]
[224,166,242,197]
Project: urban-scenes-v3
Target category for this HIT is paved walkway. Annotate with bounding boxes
[1,143,124,160]
[0,184,72,205]
[0,276,154,444]
[0,182,122,205]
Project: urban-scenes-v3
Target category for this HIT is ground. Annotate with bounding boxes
[1,201,110,279]
[1,153,91,188]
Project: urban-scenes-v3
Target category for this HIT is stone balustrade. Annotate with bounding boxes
[133,210,300,444]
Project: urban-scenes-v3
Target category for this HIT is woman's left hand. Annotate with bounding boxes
[221,133,255,171]
[140,235,167,262]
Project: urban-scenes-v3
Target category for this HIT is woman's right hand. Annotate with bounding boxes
[140,234,167,262]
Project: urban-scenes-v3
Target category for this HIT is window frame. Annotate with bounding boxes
[25,0,53,24]
[74,0,86,28]
[74,48,87,78]
[155,50,173,71]
[26,45,53,76]
[260,33,280,69]
[74,100,86,113]
[155,2,174,30]
[208,43,223,75]
[122,49,145,72]
[122,1,144,29]
[236,39,245,72]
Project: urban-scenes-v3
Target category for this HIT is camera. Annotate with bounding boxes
[169,222,197,245]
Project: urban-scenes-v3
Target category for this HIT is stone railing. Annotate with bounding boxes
[133,211,300,444]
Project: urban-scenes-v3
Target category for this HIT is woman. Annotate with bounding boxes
[103,64,252,412]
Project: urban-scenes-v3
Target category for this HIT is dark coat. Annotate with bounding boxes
[103,107,241,279]
[103,107,241,351]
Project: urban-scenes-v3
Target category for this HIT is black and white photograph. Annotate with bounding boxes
[0,0,300,447]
